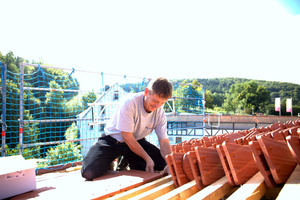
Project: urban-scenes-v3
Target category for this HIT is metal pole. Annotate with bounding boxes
[279,97,281,116]
[203,87,206,137]
[1,62,7,156]
[291,98,293,116]
[280,106,281,116]
[19,63,24,155]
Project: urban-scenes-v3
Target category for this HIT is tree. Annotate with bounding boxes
[45,81,67,118]
[230,81,270,114]
[213,92,224,107]
[176,80,203,113]
[3,51,19,73]
[43,122,82,167]
[65,122,79,141]
[223,93,238,113]
[81,92,97,110]
[191,79,203,92]
[205,90,214,109]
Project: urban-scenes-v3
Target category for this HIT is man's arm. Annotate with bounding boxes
[122,131,155,173]
[159,138,172,159]
[159,138,172,174]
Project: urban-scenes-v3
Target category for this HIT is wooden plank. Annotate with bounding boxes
[127,180,175,200]
[11,170,165,200]
[36,161,82,175]
[186,176,232,200]
[155,180,199,200]
[276,165,300,200]
[227,172,267,200]
[106,175,173,200]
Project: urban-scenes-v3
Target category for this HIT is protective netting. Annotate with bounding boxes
[0,63,205,171]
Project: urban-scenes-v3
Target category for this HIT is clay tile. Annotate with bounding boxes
[258,136,297,184]
[271,128,285,140]
[286,135,300,166]
[289,127,299,136]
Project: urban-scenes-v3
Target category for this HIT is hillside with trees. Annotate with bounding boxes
[173,78,300,116]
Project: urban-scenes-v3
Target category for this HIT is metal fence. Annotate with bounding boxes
[0,62,205,172]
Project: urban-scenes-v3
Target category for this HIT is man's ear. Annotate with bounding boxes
[144,87,149,96]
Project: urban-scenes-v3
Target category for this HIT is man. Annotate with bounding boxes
[81,77,173,180]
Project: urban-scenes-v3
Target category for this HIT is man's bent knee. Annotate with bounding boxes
[81,169,94,181]
[81,167,106,181]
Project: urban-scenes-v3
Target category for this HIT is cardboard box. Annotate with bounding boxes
[0,155,37,199]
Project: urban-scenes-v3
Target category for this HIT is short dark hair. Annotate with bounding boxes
[147,77,173,99]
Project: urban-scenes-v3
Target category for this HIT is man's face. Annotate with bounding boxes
[143,88,168,113]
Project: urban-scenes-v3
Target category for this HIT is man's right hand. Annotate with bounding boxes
[145,158,155,173]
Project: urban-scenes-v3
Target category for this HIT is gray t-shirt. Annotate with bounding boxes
[104,92,168,142]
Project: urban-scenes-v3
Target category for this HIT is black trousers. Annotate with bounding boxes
[81,135,166,180]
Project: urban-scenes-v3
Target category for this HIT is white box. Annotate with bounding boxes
[0,155,37,199]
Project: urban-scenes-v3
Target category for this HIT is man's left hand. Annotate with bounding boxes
[161,165,170,175]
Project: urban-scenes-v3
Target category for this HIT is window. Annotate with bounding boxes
[176,137,182,144]
[114,90,119,100]
[100,106,105,115]
[99,124,105,132]
[89,124,94,130]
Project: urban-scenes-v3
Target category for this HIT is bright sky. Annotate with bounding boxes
[1,0,300,89]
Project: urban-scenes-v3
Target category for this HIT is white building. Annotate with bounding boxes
[77,83,128,156]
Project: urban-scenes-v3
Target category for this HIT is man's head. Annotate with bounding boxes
[143,77,173,113]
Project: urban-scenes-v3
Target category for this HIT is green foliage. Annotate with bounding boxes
[0,144,41,159]
[171,79,204,114]
[212,92,224,107]
[41,123,82,167]
[174,77,299,116]
[81,92,97,110]
[121,82,148,93]
[205,90,214,109]
[222,93,238,113]
[229,81,270,114]
[43,142,82,167]
[65,122,79,140]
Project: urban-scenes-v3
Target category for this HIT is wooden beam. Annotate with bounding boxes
[155,180,198,200]
[276,165,300,200]
[227,172,267,200]
[106,175,173,200]
[128,180,175,200]
[186,176,233,200]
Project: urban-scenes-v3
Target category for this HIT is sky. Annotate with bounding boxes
[1,0,300,89]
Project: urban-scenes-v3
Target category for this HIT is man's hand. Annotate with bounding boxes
[122,132,155,173]
[161,165,170,175]
[159,138,172,175]
[145,158,155,173]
